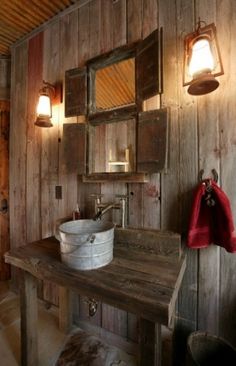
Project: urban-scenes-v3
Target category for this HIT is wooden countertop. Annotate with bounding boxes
[5,236,186,326]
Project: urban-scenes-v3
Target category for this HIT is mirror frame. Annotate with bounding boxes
[88,42,138,124]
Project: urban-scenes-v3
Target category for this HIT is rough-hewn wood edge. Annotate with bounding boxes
[87,40,139,69]
[82,172,149,183]
[10,0,92,51]
[88,105,137,124]
[114,226,182,258]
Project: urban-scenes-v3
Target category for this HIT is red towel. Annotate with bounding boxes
[187,179,236,253]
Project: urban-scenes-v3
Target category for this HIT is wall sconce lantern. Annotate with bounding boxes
[35,81,62,127]
[183,20,224,95]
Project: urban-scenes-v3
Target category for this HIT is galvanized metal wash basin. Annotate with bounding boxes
[58,220,115,270]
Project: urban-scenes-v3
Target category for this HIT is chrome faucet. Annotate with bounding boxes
[91,194,127,228]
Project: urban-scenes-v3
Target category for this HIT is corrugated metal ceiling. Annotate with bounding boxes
[0,0,77,56]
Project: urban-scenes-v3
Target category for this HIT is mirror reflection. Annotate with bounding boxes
[89,119,136,173]
[95,58,135,112]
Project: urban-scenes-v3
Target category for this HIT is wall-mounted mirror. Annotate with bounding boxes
[95,58,135,112]
[64,28,168,183]
[89,118,136,174]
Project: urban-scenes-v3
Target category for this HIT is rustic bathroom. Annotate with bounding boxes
[0,0,236,365]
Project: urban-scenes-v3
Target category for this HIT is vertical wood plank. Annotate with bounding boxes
[0,57,10,100]
[0,101,10,280]
[20,271,38,366]
[159,1,197,364]
[59,286,73,333]
[97,0,129,339]
[89,0,101,59]
[139,318,161,366]
[78,2,90,66]
[159,0,181,233]
[217,0,236,346]
[112,0,127,48]
[59,11,79,220]
[175,0,198,323]
[42,22,61,305]
[127,0,143,43]
[102,304,128,338]
[142,0,158,39]
[195,0,220,336]
[26,32,43,244]
[101,180,128,333]
[9,42,28,290]
[100,0,113,53]
[77,0,103,328]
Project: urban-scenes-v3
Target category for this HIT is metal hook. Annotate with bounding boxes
[198,169,218,183]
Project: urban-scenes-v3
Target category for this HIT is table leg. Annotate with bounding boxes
[20,270,38,366]
[140,318,162,366]
[59,286,73,333]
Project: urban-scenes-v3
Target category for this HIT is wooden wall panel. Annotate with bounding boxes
[0,58,10,100]
[217,0,236,346]
[9,43,28,289]
[127,0,142,43]
[77,0,103,328]
[9,0,236,359]
[26,33,43,244]
[0,101,10,280]
[59,11,79,219]
[10,43,28,249]
[196,0,220,337]
[42,22,61,305]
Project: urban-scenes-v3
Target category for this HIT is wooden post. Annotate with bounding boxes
[59,286,73,333]
[139,318,162,366]
[20,270,38,366]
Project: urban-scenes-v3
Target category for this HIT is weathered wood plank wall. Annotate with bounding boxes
[0,100,10,280]
[9,0,236,362]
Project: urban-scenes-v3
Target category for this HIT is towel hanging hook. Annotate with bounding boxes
[198,169,218,183]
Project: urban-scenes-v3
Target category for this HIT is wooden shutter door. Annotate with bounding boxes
[65,67,87,117]
[137,108,168,173]
[136,28,163,107]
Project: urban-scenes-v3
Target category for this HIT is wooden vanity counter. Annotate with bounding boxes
[5,236,186,366]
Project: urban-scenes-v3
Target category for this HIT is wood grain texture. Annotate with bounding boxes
[137,109,168,173]
[41,21,61,306]
[9,42,28,250]
[63,123,86,175]
[171,1,198,364]
[217,0,236,346]
[26,32,43,244]
[112,0,127,48]
[0,58,10,100]
[139,319,161,366]
[0,101,10,280]
[127,0,142,43]
[20,270,38,366]
[196,0,220,337]
[5,236,186,327]
[59,286,73,333]
[59,9,79,220]
[9,0,236,359]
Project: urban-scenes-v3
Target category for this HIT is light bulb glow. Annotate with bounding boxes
[36,94,51,116]
[188,38,215,78]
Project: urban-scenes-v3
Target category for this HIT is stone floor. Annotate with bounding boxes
[0,282,138,366]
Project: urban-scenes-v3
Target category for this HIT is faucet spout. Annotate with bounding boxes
[92,204,115,221]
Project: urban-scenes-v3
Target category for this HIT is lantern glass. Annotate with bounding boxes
[189,38,215,78]
[36,94,51,117]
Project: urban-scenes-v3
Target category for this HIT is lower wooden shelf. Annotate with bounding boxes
[82,172,149,183]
